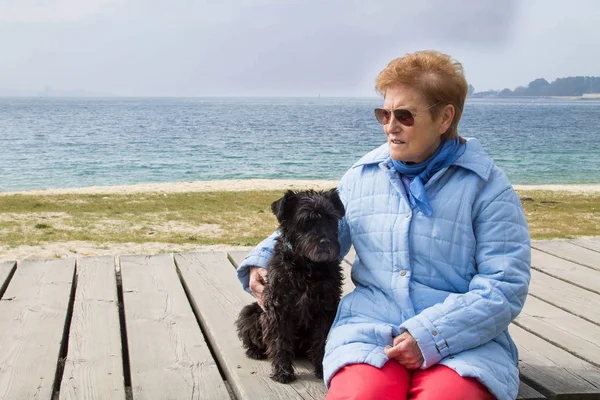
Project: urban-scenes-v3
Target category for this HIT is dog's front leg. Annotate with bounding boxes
[262,306,297,383]
[307,316,332,380]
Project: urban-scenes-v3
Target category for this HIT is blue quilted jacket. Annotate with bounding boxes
[237,138,531,400]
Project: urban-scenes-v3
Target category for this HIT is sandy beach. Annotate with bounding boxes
[512,184,600,192]
[2,179,600,196]
[1,179,599,261]
[0,179,341,196]
[0,241,254,262]
[1,180,341,260]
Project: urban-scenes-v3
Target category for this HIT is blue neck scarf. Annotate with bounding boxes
[391,138,465,217]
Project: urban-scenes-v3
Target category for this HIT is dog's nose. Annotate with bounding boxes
[320,239,328,245]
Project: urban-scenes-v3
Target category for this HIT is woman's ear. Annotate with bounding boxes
[438,104,455,135]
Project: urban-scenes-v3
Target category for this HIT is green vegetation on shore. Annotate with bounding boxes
[469,76,600,98]
[516,190,600,240]
[0,189,598,249]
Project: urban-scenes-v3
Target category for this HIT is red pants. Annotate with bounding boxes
[326,361,495,400]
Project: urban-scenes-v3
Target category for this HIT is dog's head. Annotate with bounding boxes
[271,189,345,263]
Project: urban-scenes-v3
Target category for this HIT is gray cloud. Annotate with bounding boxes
[0,0,118,22]
[1,0,598,96]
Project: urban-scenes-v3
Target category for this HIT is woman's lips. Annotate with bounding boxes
[390,139,406,144]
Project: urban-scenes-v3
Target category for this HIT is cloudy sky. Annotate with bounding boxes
[1,0,599,97]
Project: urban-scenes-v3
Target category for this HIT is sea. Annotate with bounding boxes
[1,97,599,192]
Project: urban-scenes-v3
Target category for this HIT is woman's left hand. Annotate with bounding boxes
[384,331,424,370]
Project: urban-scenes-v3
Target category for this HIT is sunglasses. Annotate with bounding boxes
[374,102,440,127]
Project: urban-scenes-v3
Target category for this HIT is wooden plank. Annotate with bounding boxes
[340,260,354,296]
[511,324,600,398]
[515,296,600,367]
[230,246,357,268]
[60,256,125,400]
[531,249,600,295]
[228,251,249,269]
[341,248,356,295]
[517,381,545,399]
[230,247,357,269]
[528,269,600,326]
[229,250,356,296]
[532,240,600,271]
[0,260,16,298]
[120,254,228,400]
[0,258,75,399]
[571,238,600,253]
[175,251,326,400]
[343,247,356,266]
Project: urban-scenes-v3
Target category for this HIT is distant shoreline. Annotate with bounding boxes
[2,179,600,196]
[469,95,600,101]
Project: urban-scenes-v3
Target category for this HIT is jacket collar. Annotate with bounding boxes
[351,137,493,181]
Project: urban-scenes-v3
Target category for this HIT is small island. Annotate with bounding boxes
[469,76,600,99]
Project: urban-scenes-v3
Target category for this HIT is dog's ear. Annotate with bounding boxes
[271,190,298,223]
[328,188,345,218]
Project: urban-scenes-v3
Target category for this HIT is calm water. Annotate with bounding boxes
[1,97,599,192]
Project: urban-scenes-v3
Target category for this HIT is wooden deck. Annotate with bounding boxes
[1,238,600,399]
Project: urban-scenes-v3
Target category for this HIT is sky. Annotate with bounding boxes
[1,0,599,97]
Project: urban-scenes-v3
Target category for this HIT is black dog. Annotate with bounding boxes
[235,189,345,383]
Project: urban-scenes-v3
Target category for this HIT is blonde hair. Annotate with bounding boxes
[375,50,468,140]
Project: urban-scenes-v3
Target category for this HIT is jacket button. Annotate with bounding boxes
[432,330,438,336]
[405,212,411,218]
[399,270,407,276]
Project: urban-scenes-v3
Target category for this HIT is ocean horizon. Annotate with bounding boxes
[1,96,599,192]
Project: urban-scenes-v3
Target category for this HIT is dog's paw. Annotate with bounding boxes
[271,370,296,384]
[245,348,267,360]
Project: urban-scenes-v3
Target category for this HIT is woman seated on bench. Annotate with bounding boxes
[237,50,531,400]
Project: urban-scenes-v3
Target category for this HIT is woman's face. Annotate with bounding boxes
[382,85,450,163]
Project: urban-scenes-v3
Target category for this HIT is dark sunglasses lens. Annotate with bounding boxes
[374,108,390,125]
[393,110,415,126]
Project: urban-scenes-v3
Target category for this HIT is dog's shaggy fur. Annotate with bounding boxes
[235,189,345,383]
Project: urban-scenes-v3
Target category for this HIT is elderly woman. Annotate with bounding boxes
[237,50,530,400]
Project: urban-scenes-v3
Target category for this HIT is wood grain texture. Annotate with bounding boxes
[341,247,356,295]
[532,240,600,271]
[516,381,546,399]
[120,254,228,400]
[571,238,600,253]
[343,247,356,267]
[176,251,326,400]
[228,247,357,296]
[511,324,600,398]
[0,261,16,298]
[59,256,125,400]
[0,258,75,400]
[528,268,600,326]
[227,251,249,270]
[531,249,600,295]
[515,296,600,367]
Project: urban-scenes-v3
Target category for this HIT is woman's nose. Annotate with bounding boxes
[387,113,402,132]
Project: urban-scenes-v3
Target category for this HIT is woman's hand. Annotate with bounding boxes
[249,266,268,309]
[384,331,424,370]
